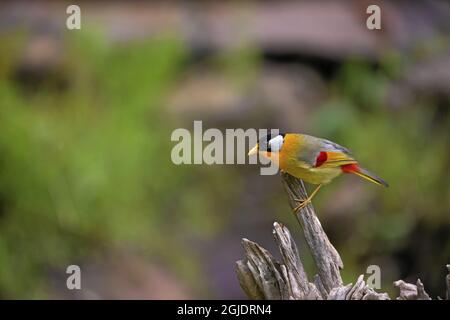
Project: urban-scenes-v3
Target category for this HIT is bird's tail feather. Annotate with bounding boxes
[342,164,389,187]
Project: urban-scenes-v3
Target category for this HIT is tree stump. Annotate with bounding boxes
[236,173,448,300]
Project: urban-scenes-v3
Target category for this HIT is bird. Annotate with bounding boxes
[248,133,388,213]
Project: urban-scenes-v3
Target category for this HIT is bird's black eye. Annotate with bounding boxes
[266,135,272,152]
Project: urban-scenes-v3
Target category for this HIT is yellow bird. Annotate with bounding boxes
[248,133,388,213]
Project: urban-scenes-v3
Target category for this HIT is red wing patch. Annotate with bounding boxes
[315,152,328,167]
[341,163,360,173]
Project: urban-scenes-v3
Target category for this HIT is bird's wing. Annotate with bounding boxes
[292,134,357,169]
[314,139,357,168]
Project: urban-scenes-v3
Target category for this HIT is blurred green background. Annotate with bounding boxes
[0,1,449,299]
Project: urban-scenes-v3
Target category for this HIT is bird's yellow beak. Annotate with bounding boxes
[248,144,259,156]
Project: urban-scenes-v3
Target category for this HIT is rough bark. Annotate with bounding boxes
[236,173,447,300]
[280,172,343,294]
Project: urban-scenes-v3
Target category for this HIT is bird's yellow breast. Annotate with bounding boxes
[283,165,342,185]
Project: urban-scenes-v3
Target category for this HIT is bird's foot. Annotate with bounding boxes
[292,185,322,214]
[293,198,311,214]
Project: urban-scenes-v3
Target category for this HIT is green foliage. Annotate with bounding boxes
[0,31,234,297]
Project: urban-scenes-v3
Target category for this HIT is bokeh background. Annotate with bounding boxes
[0,0,449,299]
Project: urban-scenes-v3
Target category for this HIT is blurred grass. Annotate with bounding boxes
[0,30,239,298]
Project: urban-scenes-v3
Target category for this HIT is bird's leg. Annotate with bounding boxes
[293,184,322,214]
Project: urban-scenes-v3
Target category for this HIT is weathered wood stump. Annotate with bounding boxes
[236,173,449,300]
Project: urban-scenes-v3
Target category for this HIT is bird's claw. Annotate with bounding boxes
[293,198,310,214]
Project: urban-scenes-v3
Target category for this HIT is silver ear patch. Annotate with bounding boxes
[268,135,284,152]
